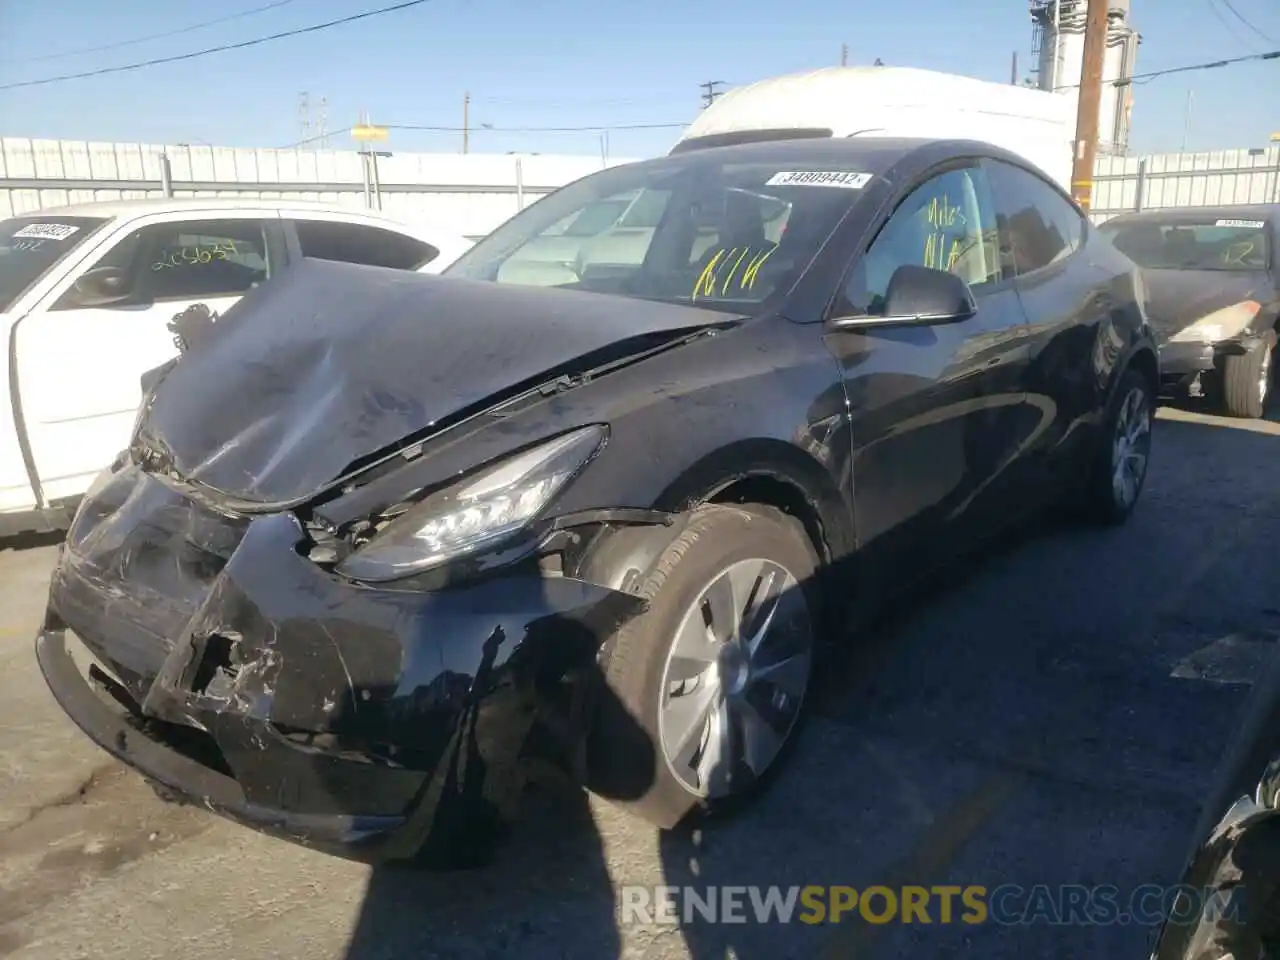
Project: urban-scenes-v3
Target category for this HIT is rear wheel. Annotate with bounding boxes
[1220,334,1275,419]
[1074,367,1154,527]
[585,504,819,829]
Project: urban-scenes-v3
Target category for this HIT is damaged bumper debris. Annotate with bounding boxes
[35,461,643,863]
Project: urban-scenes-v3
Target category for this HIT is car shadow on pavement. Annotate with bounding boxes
[334,412,1280,960]
[0,530,63,553]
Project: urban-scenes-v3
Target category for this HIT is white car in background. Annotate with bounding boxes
[0,198,473,536]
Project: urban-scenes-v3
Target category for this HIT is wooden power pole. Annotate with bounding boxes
[1071,0,1109,210]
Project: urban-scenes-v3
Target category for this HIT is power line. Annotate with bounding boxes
[11,0,302,64]
[1054,46,1279,89]
[1207,0,1261,48]
[1218,0,1277,43]
[0,0,437,91]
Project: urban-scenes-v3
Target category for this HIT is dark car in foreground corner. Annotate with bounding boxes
[35,137,1159,864]
[1150,650,1280,959]
[1098,205,1279,418]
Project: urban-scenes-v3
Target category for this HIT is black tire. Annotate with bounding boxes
[1220,334,1275,419]
[584,503,820,830]
[1075,367,1154,527]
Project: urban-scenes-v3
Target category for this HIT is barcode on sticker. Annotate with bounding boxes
[765,171,873,189]
[1215,219,1265,229]
[13,223,81,241]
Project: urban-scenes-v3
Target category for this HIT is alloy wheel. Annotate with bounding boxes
[657,558,813,799]
[1111,385,1152,510]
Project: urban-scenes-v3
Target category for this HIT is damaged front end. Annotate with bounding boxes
[36,453,657,863]
[31,260,751,862]
[1153,298,1273,400]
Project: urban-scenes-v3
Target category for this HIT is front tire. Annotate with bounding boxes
[585,504,819,829]
[1076,367,1154,527]
[1220,334,1275,419]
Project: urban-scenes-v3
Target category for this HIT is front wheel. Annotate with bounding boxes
[1220,334,1275,419]
[1075,367,1155,527]
[585,504,819,829]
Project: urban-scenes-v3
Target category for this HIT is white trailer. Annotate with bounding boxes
[674,66,1077,192]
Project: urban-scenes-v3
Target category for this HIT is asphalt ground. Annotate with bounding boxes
[2,403,1280,959]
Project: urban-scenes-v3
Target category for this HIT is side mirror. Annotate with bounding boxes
[68,266,136,308]
[830,264,977,330]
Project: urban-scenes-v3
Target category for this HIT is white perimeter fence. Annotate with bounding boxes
[2,138,1279,234]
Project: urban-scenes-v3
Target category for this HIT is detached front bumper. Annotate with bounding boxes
[35,463,642,863]
[1158,334,1269,394]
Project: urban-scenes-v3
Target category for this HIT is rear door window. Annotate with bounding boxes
[985,160,1085,276]
[293,220,439,271]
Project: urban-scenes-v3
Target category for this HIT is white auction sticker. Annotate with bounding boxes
[13,222,80,241]
[1215,219,1265,228]
[765,171,873,189]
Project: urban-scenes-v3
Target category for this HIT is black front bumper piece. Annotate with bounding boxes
[36,628,408,857]
[1158,334,1269,395]
[35,462,642,863]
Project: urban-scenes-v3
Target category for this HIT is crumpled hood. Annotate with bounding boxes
[134,258,727,505]
[1141,269,1268,342]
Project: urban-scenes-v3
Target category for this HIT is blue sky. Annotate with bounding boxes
[0,0,1275,160]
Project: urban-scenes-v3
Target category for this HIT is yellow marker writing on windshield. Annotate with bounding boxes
[741,247,775,290]
[693,248,728,300]
[1223,241,1255,266]
[722,247,752,296]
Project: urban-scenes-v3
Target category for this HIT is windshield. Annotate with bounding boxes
[0,215,110,312]
[1100,217,1271,272]
[444,156,867,312]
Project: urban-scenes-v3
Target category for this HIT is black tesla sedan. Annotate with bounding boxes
[1098,205,1279,418]
[35,136,1159,864]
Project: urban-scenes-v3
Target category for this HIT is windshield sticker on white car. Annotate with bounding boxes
[765,171,873,189]
[1215,219,1265,228]
[13,222,81,241]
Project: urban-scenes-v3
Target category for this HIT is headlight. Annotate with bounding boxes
[335,425,607,582]
[1166,300,1260,343]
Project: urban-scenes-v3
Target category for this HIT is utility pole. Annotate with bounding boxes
[1180,90,1193,152]
[298,91,311,145]
[317,95,329,149]
[700,81,725,108]
[1010,51,1019,84]
[462,91,470,154]
[1071,0,1109,210]
[841,43,848,67]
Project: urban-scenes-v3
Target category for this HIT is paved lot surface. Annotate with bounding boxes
[3,405,1280,959]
